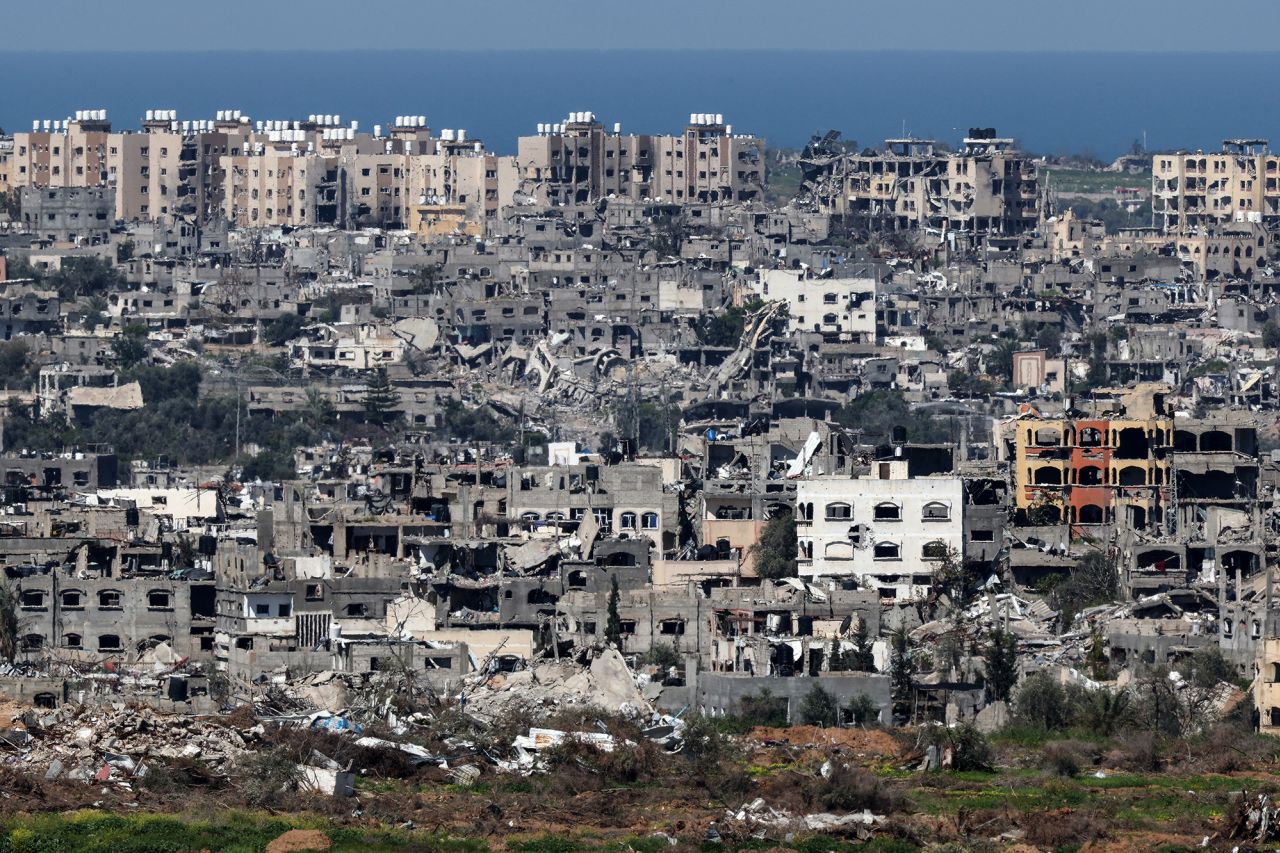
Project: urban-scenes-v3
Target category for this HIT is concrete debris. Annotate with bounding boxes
[2,704,260,786]
[1226,791,1280,843]
[724,797,882,838]
[463,646,652,724]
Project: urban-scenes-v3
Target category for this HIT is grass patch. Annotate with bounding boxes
[1043,167,1150,194]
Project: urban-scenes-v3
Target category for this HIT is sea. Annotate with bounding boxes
[1,50,1278,159]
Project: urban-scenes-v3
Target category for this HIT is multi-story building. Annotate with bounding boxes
[801,130,1038,237]
[8,112,112,192]
[753,269,876,341]
[516,112,764,207]
[795,460,965,600]
[1152,139,1280,232]
[1003,396,1172,530]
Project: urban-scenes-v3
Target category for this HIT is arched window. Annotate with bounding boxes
[873,542,901,560]
[824,541,855,560]
[98,634,123,652]
[20,633,44,652]
[921,502,950,521]
[1118,466,1146,487]
[874,502,901,521]
[61,589,84,609]
[19,589,46,609]
[641,512,659,529]
[824,502,852,521]
[922,541,949,560]
[520,511,541,522]
[546,511,565,522]
[98,590,123,610]
[1077,466,1102,486]
[619,512,637,530]
[1078,504,1104,524]
[147,590,173,610]
[62,633,82,649]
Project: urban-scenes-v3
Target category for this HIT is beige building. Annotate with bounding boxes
[1152,140,1280,232]
[805,132,1038,236]
[9,112,113,192]
[516,112,764,206]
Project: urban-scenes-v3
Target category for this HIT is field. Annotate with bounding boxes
[0,718,1272,852]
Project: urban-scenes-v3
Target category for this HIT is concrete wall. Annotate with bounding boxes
[694,671,892,726]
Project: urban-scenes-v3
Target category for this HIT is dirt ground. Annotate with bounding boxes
[745,724,902,757]
[265,829,332,853]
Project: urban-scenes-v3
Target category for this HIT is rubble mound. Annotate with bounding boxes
[464,647,651,724]
[11,703,262,784]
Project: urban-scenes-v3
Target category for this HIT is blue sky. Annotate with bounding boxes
[8,0,1280,52]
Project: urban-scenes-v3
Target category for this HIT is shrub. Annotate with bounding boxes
[1112,730,1160,772]
[1040,740,1092,777]
[231,746,301,807]
[799,684,840,727]
[644,642,681,671]
[847,693,880,727]
[739,688,789,727]
[922,724,992,772]
[1014,671,1067,731]
[805,763,903,814]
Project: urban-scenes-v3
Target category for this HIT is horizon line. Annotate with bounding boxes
[1,47,1279,56]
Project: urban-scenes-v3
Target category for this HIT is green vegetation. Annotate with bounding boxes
[832,389,950,444]
[752,509,797,579]
[263,312,307,347]
[799,683,840,727]
[699,298,764,347]
[983,627,1019,701]
[362,366,401,423]
[0,809,489,853]
[1067,197,1153,233]
[764,159,803,206]
[0,341,35,391]
[604,574,623,648]
[1043,167,1151,194]
[2,362,323,470]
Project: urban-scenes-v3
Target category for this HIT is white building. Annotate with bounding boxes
[795,460,964,599]
[753,269,876,341]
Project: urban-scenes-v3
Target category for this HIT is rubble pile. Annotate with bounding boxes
[462,647,652,724]
[721,797,882,839]
[5,704,262,785]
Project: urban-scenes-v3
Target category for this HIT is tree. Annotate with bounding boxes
[112,323,150,369]
[116,239,135,263]
[361,367,401,423]
[81,294,108,331]
[699,299,764,348]
[889,627,916,721]
[846,694,879,727]
[0,583,17,663]
[1052,551,1118,631]
[832,389,949,444]
[604,575,624,649]
[739,688,789,727]
[1036,326,1062,353]
[1263,321,1280,350]
[1014,671,1067,731]
[983,628,1019,702]
[799,684,840,727]
[0,341,33,391]
[848,617,876,672]
[303,388,336,430]
[828,637,847,672]
[752,510,797,579]
[264,313,306,347]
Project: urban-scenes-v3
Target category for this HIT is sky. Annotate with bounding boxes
[6,0,1280,53]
